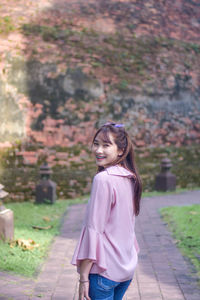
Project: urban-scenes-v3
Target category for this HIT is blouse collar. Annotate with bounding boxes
[106,165,136,179]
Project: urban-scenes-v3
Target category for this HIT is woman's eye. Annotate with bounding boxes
[104,144,110,147]
[93,142,98,146]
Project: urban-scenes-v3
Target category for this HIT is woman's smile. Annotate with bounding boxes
[96,155,106,160]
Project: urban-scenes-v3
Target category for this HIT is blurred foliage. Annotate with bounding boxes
[136,144,200,192]
[0,144,199,203]
[0,16,15,34]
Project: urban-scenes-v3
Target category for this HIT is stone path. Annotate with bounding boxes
[0,190,200,300]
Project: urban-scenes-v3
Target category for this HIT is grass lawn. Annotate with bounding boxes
[0,198,87,277]
[160,204,200,279]
[142,187,200,198]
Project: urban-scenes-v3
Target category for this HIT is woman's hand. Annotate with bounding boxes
[78,281,91,300]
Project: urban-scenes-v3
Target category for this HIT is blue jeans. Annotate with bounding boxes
[89,274,132,300]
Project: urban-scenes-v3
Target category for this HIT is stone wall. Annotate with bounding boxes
[0,0,200,151]
[0,0,200,201]
[0,56,199,150]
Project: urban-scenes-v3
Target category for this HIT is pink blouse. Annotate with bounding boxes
[71,165,139,282]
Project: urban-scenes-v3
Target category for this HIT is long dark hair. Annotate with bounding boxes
[92,122,142,216]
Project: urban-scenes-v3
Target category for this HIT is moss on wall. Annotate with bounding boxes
[0,144,199,203]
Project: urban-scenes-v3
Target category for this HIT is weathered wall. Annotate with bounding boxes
[0,56,199,149]
[0,0,200,151]
[0,0,200,201]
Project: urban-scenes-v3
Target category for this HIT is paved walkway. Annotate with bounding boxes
[0,190,200,300]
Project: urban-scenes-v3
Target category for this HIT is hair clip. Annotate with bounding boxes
[103,122,124,128]
[114,124,124,128]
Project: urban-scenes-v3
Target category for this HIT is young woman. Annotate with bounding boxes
[71,122,142,300]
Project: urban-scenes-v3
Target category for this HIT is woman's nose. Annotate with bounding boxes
[96,146,103,153]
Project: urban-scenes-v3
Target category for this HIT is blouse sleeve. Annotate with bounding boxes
[71,174,113,272]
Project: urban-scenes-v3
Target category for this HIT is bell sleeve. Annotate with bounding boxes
[71,174,113,272]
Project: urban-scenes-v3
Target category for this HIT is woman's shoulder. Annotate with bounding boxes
[97,165,135,179]
[93,165,134,183]
[93,169,110,183]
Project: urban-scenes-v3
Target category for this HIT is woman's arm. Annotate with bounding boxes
[80,259,93,280]
[78,259,93,300]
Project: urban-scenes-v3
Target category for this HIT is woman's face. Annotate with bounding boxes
[92,131,123,167]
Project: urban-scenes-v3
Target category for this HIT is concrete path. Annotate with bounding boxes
[0,190,199,300]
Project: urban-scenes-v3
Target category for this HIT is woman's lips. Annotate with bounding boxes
[96,155,106,160]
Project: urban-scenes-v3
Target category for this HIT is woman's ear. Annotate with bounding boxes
[118,149,124,157]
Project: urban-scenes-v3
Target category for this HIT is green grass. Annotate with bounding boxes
[160,204,200,280]
[0,198,87,277]
[142,187,200,198]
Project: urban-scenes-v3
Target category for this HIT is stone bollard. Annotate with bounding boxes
[155,158,176,191]
[35,163,56,204]
[0,184,14,241]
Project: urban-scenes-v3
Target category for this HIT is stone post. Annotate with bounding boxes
[35,163,56,204]
[0,184,14,241]
[155,158,176,191]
